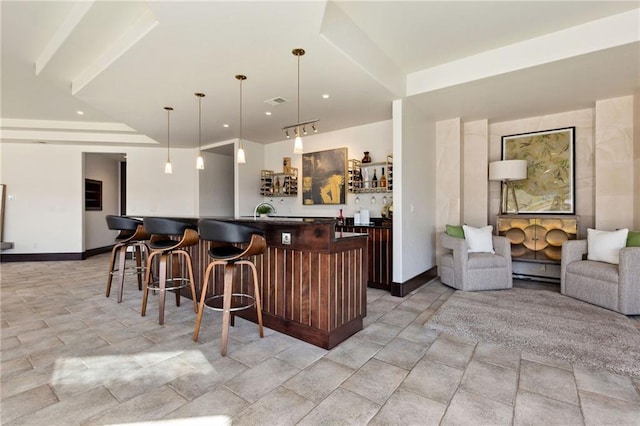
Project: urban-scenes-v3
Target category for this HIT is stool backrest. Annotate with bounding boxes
[198,219,264,244]
[143,217,197,236]
[106,215,142,231]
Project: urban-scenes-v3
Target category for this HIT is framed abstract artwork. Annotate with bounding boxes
[502,127,575,214]
[302,147,347,205]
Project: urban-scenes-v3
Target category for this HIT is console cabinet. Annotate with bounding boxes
[497,215,578,282]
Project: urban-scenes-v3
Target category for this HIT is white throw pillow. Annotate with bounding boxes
[463,225,495,254]
[587,228,629,265]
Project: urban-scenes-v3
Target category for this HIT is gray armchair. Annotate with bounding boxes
[561,240,640,315]
[439,233,513,291]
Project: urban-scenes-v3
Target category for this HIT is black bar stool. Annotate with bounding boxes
[105,215,150,303]
[193,219,267,355]
[141,217,198,325]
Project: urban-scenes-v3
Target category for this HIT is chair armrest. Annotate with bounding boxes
[561,239,587,293]
[618,247,640,314]
[492,235,511,259]
[441,233,469,262]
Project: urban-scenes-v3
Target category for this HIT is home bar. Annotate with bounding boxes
[174,217,368,350]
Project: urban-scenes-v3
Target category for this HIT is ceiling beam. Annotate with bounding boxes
[35,0,94,76]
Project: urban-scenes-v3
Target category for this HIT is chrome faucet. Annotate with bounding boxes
[253,202,276,220]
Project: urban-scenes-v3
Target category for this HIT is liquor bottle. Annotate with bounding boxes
[338,208,344,225]
[379,167,387,188]
[275,177,281,194]
[372,169,378,188]
[358,168,363,189]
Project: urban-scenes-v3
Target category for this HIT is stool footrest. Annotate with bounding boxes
[203,293,256,312]
[148,278,193,292]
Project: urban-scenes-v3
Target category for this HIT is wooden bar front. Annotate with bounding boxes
[185,218,368,349]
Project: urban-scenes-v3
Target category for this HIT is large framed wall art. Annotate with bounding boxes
[502,127,575,214]
[302,147,347,205]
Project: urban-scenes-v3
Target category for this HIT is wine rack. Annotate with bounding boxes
[260,168,298,197]
[347,155,393,193]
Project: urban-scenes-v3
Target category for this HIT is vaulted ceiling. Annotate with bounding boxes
[1,1,638,149]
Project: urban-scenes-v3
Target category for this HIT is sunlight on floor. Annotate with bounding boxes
[51,350,215,385]
[110,416,231,425]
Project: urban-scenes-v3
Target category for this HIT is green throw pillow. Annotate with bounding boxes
[627,231,640,247]
[446,224,465,239]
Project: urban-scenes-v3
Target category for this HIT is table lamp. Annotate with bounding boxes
[489,160,527,214]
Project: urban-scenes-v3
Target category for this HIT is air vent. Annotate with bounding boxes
[264,97,288,106]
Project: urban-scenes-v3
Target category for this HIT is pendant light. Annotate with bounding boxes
[195,92,205,170]
[164,106,173,174]
[282,48,318,154]
[236,74,247,164]
[293,48,304,154]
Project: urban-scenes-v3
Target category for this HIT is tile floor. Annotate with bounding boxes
[1,254,639,425]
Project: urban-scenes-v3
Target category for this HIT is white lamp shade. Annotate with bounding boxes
[293,136,303,154]
[237,147,246,164]
[489,160,527,181]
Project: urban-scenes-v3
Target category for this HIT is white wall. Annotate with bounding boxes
[0,143,203,254]
[395,99,436,282]
[262,120,392,219]
[84,153,120,250]
[236,139,265,217]
[125,147,199,217]
[1,143,84,253]
[199,151,234,217]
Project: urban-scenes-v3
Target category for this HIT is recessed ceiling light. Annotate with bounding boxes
[223,124,229,128]
[265,111,272,116]
[76,110,84,115]
[322,94,330,99]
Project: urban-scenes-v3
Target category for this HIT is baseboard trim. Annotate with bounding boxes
[1,246,113,262]
[391,266,438,297]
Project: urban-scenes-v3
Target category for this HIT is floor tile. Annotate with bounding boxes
[579,390,640,426]
[283,358,355,402]
[341,358,408,405]
[401,357,463,405]
[104,355,196,402]
[298,387,380,426]
[425,335,475,369]
[325,336,383,370]
[374,336,428,370]
[169,355,248,401]
[514,390,584,426]
[83,385,188,425]
[355,321,402,345]
[6,385,119,425]
[441,389,513,426]
[275,341,328,369]
[574,365,640,403]
[473,341,520,370]
[369,387,446,425]
[232,386,315,425]
[223,357,300,403]
[164,386,248,421]
[0,384,59,424]
[460,359,518,406]
[519,359,580,405]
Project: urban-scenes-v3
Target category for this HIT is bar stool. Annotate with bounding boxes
[105,215,150,303]
[141,217,199,325]
[193,219,267,355]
